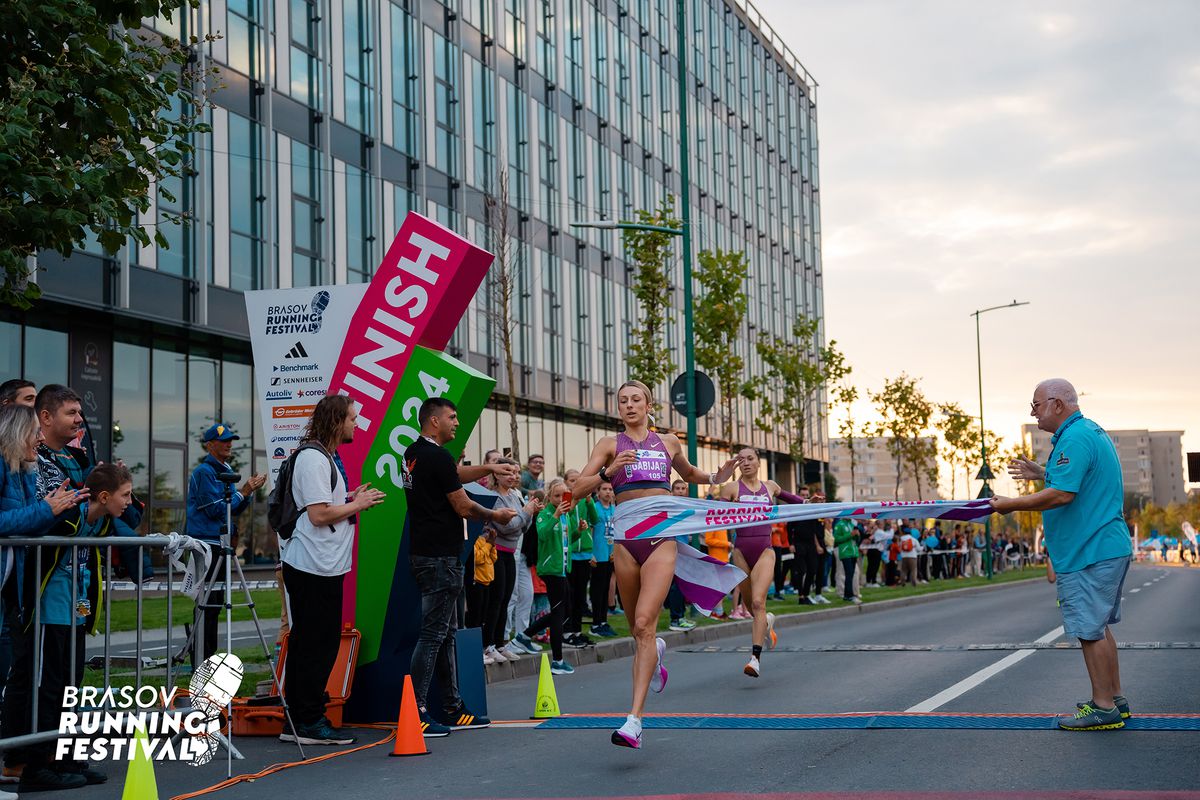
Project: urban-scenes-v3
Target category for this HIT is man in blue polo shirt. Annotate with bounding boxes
[992,378,1132,731]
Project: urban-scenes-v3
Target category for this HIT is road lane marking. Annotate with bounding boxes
[1131,588,1141,593]
[905,625,1063,712]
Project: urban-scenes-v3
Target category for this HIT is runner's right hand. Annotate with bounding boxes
[610,449,638,472]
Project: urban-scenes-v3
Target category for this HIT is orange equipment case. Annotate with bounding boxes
[230,626,361,736]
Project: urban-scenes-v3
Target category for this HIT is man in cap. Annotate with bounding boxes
[186,423,266,664]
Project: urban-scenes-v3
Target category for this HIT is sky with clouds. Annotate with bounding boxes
[754,0,1200,493]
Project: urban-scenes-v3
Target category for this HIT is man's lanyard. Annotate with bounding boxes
[1050,413,1084,449]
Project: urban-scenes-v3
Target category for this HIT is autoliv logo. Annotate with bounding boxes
[284,342,309,359]
[265,291,330,336]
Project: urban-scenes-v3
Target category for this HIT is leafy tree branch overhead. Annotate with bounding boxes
[0,0,218,308]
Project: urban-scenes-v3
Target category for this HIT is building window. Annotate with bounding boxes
[289,0,320,108]
[291,139,323,287]
[432,33,461,179]
[343,0,373,133]
[227,0,262,79]
[470,58,496,192]
[463,0,494,38]
[228,111,263,291]
[390,5,420,157]
[345,164,373,283]
[535,0,556,83]
[504,0,525,62]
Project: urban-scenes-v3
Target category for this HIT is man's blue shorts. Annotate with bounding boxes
[1055,555,1131,641]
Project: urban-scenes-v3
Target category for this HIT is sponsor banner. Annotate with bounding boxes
[245,283,368,485]
[326,212,493,490]
[350,346,494,663]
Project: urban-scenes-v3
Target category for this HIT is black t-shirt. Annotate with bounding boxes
[402,437,464,558]
[787,518,824,553]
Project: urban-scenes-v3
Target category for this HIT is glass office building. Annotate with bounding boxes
[3,0,826,556]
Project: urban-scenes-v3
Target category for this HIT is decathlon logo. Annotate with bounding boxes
[56,653,244,766]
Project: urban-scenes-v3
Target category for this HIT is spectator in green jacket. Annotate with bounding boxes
[519,478,576,675]
[833,518,862,604]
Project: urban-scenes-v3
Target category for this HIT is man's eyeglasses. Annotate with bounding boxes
[1030,397,1060,413]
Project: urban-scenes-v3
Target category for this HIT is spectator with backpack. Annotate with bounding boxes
[271,395,385,746]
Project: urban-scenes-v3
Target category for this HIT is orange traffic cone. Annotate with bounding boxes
[390,674,430,757]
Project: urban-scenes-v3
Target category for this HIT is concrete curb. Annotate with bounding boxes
[484,575,1047,684]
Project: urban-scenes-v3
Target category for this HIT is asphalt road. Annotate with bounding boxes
[130,563,1200,799]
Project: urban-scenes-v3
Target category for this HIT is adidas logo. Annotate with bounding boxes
[284,342,309,359]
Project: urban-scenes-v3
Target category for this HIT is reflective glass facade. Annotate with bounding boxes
[15,0,827,550]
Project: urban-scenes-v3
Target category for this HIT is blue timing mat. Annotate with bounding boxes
[534,714,1200,731]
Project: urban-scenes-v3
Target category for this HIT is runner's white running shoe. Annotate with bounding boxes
[611,714,642,749]
[650,637,668,693]
[766,612,778,649]
[744,655,761,678]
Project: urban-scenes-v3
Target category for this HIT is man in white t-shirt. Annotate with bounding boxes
[279,395,385,747]
[899,525,920,587]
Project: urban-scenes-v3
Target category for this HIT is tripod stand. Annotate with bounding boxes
[177,471,306,774]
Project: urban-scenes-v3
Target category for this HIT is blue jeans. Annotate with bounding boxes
[409,555,465,715]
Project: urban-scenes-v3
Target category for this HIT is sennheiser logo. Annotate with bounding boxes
[55,653,244,766]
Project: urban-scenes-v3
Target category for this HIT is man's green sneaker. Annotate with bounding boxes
[1077,694,1131,719]
[1059,702,1125,731]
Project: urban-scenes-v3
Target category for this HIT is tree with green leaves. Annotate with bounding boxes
[833,383,861,501]
[622,198,680,406]
[870,374,935,500]
[937,402,975,499]
[751,314,849,481]
[693,248,751,446]
[1,0,217,308]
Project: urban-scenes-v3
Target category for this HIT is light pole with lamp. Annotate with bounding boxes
[971,300,1030,578]
[569,0,702,481]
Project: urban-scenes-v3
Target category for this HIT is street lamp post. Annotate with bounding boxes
[971,300,1030,578]
[570,0,702,483]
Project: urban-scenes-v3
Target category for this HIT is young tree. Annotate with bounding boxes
[833,383,861,501]
[751,314,849,480]
[623,198,680,406]
[937,402,975,499]
[0,0,217,307]
[693,248,751,445]
[870,374,935,500]
[484,169,521,462]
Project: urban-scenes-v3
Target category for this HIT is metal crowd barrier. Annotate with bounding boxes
[0,535,179,752]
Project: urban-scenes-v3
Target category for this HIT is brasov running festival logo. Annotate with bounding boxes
[57,653,244,766]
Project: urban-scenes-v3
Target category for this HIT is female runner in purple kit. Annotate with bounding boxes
[571,380,743,749]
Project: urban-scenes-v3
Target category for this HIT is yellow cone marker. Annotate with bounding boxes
[121,725,159,800]
[532,653,561,719]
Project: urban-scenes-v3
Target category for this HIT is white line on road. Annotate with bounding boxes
[1131,588,1141,593]
[1143,582,1153,587]
[905,625,1064,713]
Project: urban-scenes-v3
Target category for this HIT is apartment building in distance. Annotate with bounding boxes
[1022,425,1186,507]
[829,437,941,503]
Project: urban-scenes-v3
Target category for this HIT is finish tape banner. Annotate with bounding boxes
[246,212,495,720]
[613,497,995,541]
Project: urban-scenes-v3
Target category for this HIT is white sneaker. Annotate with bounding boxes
[483,650,496,665]
[650,637,668,693]
[766,612,778,650]
[486,645,509,663]
[744,655,761,678]
[611,714,642,749]
[501,643,523,660]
